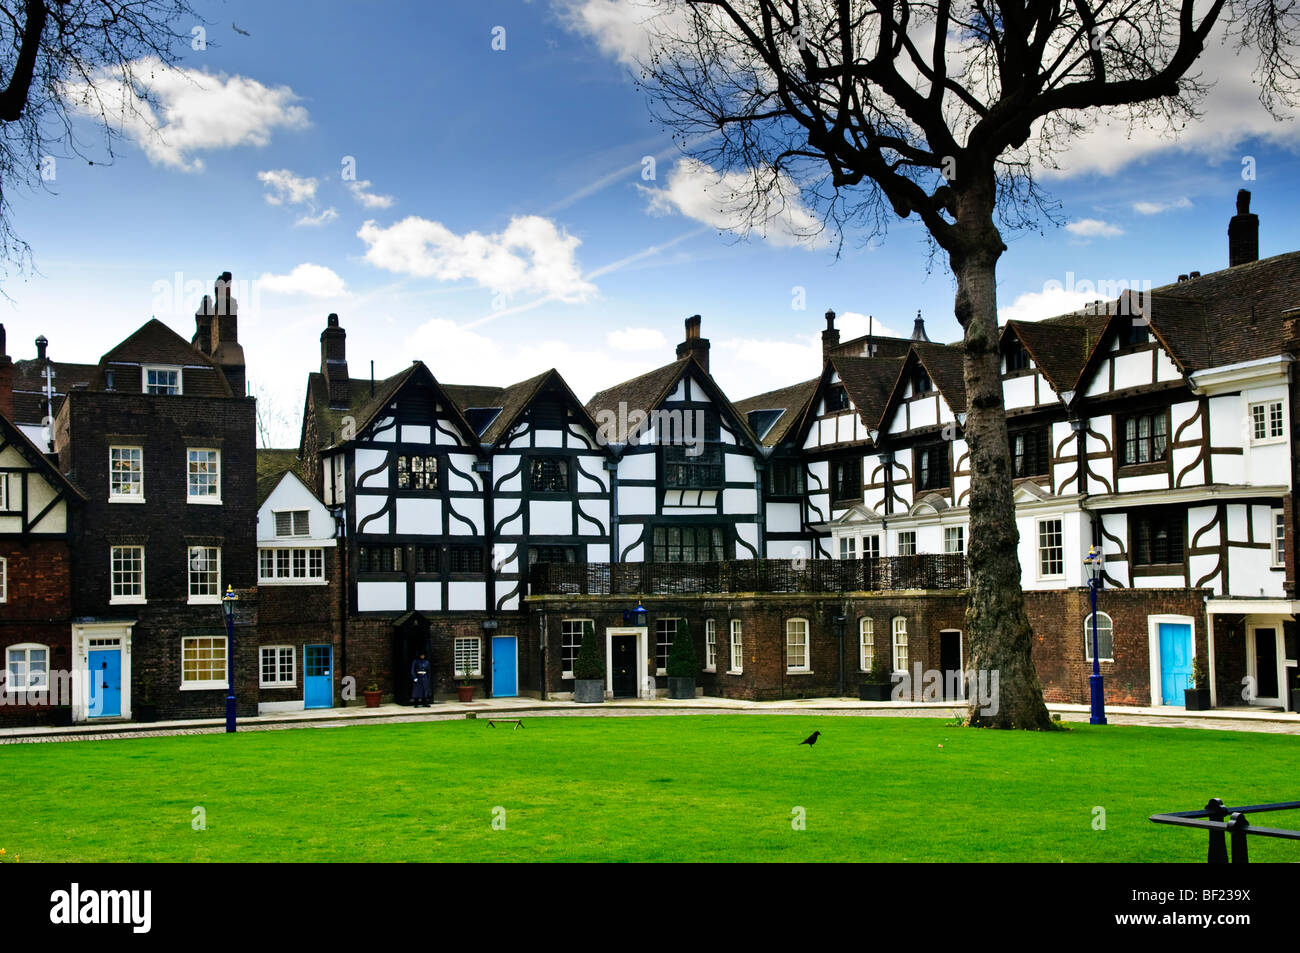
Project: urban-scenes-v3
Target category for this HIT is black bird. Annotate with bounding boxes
[232,22,251,36]
[799,730,821,747]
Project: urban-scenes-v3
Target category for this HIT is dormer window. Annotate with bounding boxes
[825,385,849,413]
[1005,339,1030,373]
[1123,319,1150,347]
[912,367,932,395]
[143,366,181,395]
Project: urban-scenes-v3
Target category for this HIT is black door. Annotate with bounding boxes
[939,630,962,700]
[393,615,431,705]
[612,636,637,698]
[1255,627,1278,700]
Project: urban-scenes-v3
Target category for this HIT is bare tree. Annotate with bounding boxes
[634,0,1299,728]
[0,1,201,272]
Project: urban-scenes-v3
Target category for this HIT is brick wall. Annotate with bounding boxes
[0,539,73,726]
[256,546,343,707]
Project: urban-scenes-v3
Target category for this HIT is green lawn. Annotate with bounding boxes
[3,716,1297,862]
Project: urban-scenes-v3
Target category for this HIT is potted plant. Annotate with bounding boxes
[457,677,475,703]
[1184,658,1211,711]
[860,656,893,701]
[363,667,382,708]
[572,620,605,703]
[667,618,698,699]
[136,675,158,723]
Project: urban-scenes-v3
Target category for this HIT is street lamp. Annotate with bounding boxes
[1083,546,1107,725]
[623,601,648,627]
[222,585,238,733]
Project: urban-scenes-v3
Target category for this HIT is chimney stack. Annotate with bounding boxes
[0,324,12,422]
[911,310,931,342]
[204,272,245,396]
[675,314,710,372]
[1228,189,1259,267]
[822,309,840,361]
[36,335,47,361]
[321,313,351,407]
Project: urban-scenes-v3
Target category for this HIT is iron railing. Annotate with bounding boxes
[528,555,969,597]
[1149,797,1300,863]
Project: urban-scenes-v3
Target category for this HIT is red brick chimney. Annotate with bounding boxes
[675,314,710,372]
[321,313,351,407]
[0,324,12,421]
[822,309,840,361]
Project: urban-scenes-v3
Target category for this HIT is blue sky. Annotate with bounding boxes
[5,0,1299,445]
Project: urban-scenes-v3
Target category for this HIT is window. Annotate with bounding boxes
[1250,401,1285,443]
[705,619,717,671]
[839,536,857,560]
[357,546,403,574]
[729,620,743,674]
[1012,427,1050,478]
[454,638,482,678]
[859,618,874,671]
[1119,412,1168,466]
[897,531,917,557]
[109,446,143,500]
[1083,613,1115,662]
[187,449,220,502]
[1038,519,1064,578]
[912,366,932,395]
[769,460,805,496]
[258,547,325,583]
[663,412,722,488]
[1274,510,1286,569]
[397,454,438,490]
[0,557,5,603]
[944,526,965,555]
[259,646,296,688]
[5,644,48,692]
[143,366,181,395]
[0,476,7,510]
[786,618,810,673]
[414,547,439,574]
[560,620,589,678]
[863,534,881,560]
[652,525,726,563]
[915,444,949,491]
[447,546,485,573]
[1005,339,1030,372]
[528,545,579,566]
[1123,319,1150,346]
[182,636,227,689]
[1131,507,1185,566]
[892,617,908,672]
[187,546,221,603]
[529,457,570,492]
[110,545,145,603]
[831,456,862,503]
[655,619,679,674]
[274,510,310,538]
[825,385,850,412]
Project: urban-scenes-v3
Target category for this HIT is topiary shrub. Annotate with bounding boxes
[573,620,604,680]
[667,618,698,678]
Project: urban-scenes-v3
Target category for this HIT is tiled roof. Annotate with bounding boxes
[1006,313,1108,394]
[911,342,967,413]
[734,377,819,447]
[830,356,906,428]
[585,358,691,422]
[10,358,97,426]
[96,319,233,397]
[256,448,312,508]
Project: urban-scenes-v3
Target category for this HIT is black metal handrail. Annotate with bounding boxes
[1149,797,1300,863]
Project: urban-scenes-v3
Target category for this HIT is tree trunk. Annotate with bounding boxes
[951,183,1055,730]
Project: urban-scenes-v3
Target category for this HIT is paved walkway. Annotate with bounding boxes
[1,696,1297,743]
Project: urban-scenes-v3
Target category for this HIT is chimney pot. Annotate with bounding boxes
[1228,189,1259,267]
[1178,274,1189,282]
[676,315,709,371]
[1189,270,1201,278]
[35,335,48,361]
[821,309,841,360]
[322,313,351,407]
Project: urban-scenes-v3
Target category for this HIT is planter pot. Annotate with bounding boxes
[668,677,695,700]
[457,685,475,703]
[573,679,605,704]
[1184,687,1212,711]
[135,703,158,724]
[51,706,74,727]
[363,689,382,708]
[859,682,893,702]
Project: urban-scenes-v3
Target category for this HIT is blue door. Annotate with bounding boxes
[88,650,121,717]
[304,645,333,709]
[492,637,517,697]
[1159,623,1193,705]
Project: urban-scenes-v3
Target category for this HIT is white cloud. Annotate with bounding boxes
[998,285,1100,324]
[295,207,339,228]
[1065,218,1125,238]
[641,158,826,248]
[347,179,395,209]
[257,263,348,298]
[556,0,683,67]
[357,214,597,302]
[1133,197,1193,215]
[63,57,309,171]
[258,169,318,206]
[607,327,667,351]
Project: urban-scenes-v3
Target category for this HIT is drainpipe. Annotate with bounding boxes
[606,450,622,563]
[835,614,847,697]
[1205,595,1217,708]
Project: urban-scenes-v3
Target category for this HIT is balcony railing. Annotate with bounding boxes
[528,555,968,597]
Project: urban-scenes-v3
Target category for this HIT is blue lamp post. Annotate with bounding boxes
[1083,547,1107,725]
[222,585,238,733]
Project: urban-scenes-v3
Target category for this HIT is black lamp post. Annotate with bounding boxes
[222,585,238,733]
[1083,546,1107,725]
[834,616,847,697]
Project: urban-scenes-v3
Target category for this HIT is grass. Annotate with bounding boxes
[2,715,1298,862]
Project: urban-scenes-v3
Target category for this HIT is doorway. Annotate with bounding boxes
[938,629,963,700]
[1247,624,1284,707]
[611,635,638,698]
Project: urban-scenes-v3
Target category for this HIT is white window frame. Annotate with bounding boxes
[454,637,482,678]
[187,546,221,605]
[786,618,810,674]
[5,642,49,693]
[654,618,680,676]
[258,547,326,585]
[1037,518,1065,580]
[0,474,7,510]
[1083,612,1115,662]
[0,556,6,603]
[944,526,965,555]
[728,619,743,675]
[560,619,589,679]
[274,510,311,538]
[108,446,144,503]
[862,534,881,560]
[1249,400,1286,445]
[181,635,228,690]
[704,619,717,672]
[142,365,182,395]
[110,545,146,605]
[897,530,917,557]
[859,617,874,671]
[259,645,297,688]
[187,448,221,504]
[839,535,858,560]
[892,617,909,673]
[1273,509,1286,569]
